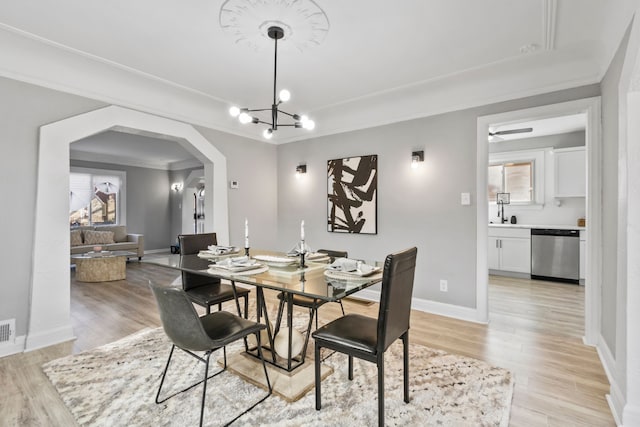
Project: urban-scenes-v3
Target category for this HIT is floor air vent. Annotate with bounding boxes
[0,319,15,344]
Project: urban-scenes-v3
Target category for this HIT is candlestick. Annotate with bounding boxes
[300,220,305,241]
[299,251,306,269]
[244,218,249,249]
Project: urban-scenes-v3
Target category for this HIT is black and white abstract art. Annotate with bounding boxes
[327,155,377,234]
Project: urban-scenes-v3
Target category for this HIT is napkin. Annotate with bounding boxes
[287,241,311,256]
[327,258,360,272]
[328,258,377,275]
[207,245,236,255]
[214,256,259,271]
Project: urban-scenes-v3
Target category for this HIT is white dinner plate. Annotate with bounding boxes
[252,255,298,267]
[324,267,382,279]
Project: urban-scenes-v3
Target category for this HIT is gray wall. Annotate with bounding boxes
[277,85,600,307]
[195,126,279,251]
[166,135,279,251]
[0,77,105,336]
[0,76,277,338]
[0,72,602,340]
[169,166,203,241]
[71,159,174,251]
[600,23,631,357]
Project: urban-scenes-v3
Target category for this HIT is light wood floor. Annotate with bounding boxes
[0,263,613,426]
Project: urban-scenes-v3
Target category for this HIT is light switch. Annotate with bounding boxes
[230,180,239,189]
[461,192,471,205]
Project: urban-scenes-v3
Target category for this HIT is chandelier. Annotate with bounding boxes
[228,26,315,140]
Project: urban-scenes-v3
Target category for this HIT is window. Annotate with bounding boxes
[70,169,124,226]
[488,161,533,203]
[489,148,546,206]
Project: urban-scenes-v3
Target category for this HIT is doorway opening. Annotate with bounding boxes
[476,97,602,346]
[27,105,229,351]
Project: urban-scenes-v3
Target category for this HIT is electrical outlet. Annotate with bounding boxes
[439,279,448,292]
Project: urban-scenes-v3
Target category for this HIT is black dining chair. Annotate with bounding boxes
[150,282,272,427]
[312,247,417,427]
[273,249,348,363]
[178,233,250,318]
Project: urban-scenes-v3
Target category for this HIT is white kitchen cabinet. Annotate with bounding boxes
[554,146,586,197]
[488,228,531,274]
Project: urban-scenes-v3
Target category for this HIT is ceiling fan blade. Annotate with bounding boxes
[488,127,533,136]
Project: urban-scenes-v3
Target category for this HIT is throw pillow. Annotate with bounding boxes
[96,225,127,243]
[70,229,83,246]
[84,230,115,245]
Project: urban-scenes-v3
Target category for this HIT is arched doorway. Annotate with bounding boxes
[26,105,229,351]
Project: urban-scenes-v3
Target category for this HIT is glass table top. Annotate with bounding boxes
[143,250,383,302]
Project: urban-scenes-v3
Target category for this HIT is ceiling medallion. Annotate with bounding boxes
[219,0,330,52]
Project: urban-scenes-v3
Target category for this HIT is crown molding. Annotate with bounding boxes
[70,149,202,171]
[1,24,600,146]
[0,24,264,142]
[543,0,558,51]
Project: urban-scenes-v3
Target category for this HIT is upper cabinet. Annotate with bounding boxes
[554,146,586,197]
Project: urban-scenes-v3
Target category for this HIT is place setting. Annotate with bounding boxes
[196,244,240,259]
[324,257,381,279]
[206,255,269,275]
[249,220,330,272]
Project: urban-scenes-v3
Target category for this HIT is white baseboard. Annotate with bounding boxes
[597,335,617,383]
[0,335,26,358]
[348,290,485,324]
[24,324,76,352]
[488,269,531,280]
[597,334,624,426]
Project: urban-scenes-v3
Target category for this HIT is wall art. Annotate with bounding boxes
[327,154,377,234]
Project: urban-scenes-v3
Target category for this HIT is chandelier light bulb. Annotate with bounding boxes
[302,119,315,130]
[263,128,273,139]
[279,89,291,102]
[229,106,240,117]
[238,112,252,124]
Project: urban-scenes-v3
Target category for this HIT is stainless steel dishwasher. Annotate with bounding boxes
[531,228,580,283]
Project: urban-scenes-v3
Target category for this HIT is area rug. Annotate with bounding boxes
[43,328,513,426]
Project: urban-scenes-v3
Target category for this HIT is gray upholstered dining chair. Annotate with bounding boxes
[273,249,348,363]
[179,233,250,318]
[312,247,417,427]
[150,282,271,427]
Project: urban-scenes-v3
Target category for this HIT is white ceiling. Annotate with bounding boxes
[71,131,201,170]
[1,0,638,163]
[488,113,586,142]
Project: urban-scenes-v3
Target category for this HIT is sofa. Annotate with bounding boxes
[70,225,144,260]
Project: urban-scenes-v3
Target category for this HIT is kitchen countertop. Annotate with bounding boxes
[488,223,585,231]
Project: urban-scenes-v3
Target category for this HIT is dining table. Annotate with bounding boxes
[143,249,383,400]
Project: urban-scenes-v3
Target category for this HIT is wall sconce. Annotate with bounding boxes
[171,183,183,192]
[411,151,424,169]
[296,164,307,177]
